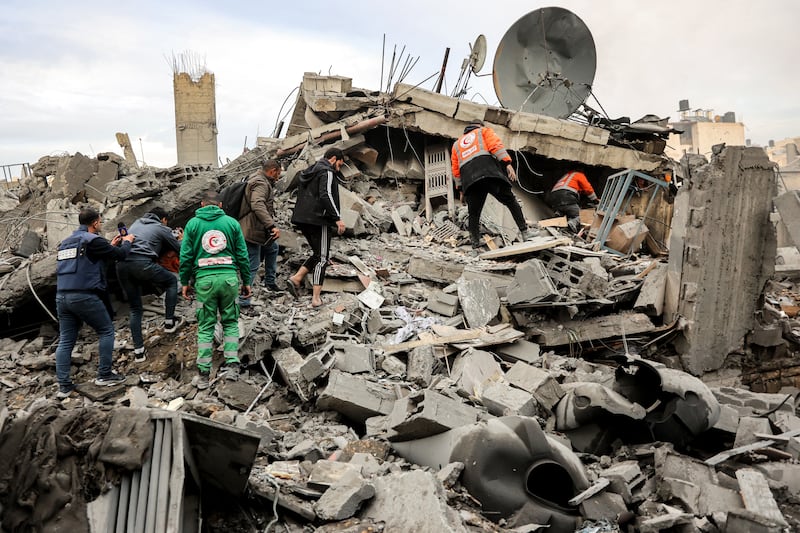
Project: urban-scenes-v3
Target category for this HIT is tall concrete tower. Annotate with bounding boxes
[172,52,219,167]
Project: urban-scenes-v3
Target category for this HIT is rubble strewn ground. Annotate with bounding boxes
[1,75,799,532]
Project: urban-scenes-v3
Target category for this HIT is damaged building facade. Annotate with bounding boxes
[0,65,797,533]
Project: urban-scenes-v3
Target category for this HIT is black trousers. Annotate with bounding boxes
[547,189,581,232]
[464,178,527,241]
[295,222,331,286]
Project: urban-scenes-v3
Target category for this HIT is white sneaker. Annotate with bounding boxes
[133,347,146,363]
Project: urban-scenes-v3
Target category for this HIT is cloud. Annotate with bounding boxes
[1,0,799,170]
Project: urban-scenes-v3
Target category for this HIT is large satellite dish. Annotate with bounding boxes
[493,7,596,118]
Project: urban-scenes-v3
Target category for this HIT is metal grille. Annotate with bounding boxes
[424,144,455,221]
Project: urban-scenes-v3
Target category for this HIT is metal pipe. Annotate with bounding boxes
[276,115,388,157]
[434,47,450,94]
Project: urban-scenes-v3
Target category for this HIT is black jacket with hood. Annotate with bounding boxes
[291,158,342,227]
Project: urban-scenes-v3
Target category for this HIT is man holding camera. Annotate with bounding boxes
[55,207,135,397]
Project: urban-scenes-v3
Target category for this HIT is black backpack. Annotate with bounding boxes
[218,177,250,218]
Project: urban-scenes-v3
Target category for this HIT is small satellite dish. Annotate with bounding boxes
[452,34,488,99]
[470,34,487,73]
[493,7,596,118]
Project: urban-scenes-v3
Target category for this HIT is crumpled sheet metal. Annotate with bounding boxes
[554,356,721,453]
[391,416,589,532]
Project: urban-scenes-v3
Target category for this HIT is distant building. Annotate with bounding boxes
[765,137,800,190]
[665,100,745,160]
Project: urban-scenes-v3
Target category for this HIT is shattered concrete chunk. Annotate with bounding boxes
[361,469,467,533]
[505,361,565,411]
[450,348,504,398]
[735,469,788,528]
[387,390,480,441]
[734,416,772,447]
[407,345,435,387]
[506,258,559,305]
[314,478,376,521]
[457,278,499,328]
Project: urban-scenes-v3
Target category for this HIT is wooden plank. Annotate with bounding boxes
[568,477,610,506]
[478,236,572,260]
[450,327,525,351]
[538,216,568,228]
[635,260,660,279]
[705,428,800,466]
[381,329,483,355]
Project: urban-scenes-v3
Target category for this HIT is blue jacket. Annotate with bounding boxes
[57,226,131,291]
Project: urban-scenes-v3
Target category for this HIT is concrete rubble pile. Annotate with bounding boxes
[0,74,798,532]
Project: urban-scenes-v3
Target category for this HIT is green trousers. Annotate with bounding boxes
[194,272,240,372]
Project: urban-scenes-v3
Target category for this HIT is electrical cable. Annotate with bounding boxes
[26,262,57,323]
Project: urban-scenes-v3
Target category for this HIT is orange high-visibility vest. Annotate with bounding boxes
[551,171,596,198]
[451,126,510,180]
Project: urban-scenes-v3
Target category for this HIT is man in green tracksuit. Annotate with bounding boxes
[180,190,251,389]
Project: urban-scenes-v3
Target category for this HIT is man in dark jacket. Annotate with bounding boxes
[116,207,183,362]
[55,207,135,397]
[180,190,251,389]
[238,159,283,306]
[451,120,535,247]
[286,147,346,307]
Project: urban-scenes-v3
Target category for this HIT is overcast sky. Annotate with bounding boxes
[1,0,798,170]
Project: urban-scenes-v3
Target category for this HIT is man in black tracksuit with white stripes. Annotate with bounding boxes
[286,148,347,307]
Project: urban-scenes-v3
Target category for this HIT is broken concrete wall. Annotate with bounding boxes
[174,71,218,168]
[390,83,664,173]
[666,147,776,374]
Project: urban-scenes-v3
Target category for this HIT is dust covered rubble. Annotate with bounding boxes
[0,83,796,529]
[2,181,800,530]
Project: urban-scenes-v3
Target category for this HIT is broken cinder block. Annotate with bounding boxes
[387,390,480,441]
[317,370,396,423]
[301,341,336,381]
[367,308,404,335]
[426,290,459,317]
[272,347,314,401]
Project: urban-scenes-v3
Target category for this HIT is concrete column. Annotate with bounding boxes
[666,146,776,374]
[173,71,219,167]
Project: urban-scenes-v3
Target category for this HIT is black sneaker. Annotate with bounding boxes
[265,284,283,292]
[163,317,185,334]
[56,383,76,399]
[95,372,126,386]
[133,347,146,363]
[196,370,210,390]
[220,363,240,381]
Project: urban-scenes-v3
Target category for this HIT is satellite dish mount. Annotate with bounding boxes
[452,34,487,99]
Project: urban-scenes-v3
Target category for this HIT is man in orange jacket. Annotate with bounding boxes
[451,120,534,248]
[547,169,599,233]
